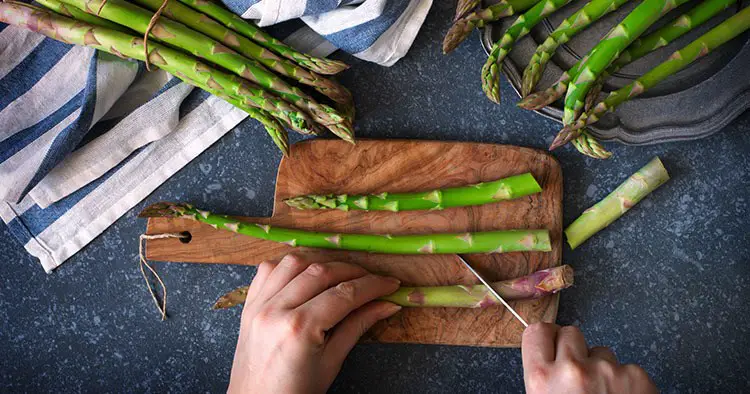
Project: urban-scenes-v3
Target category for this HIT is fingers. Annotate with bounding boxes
[298,274,401,331]
[323,301,401,371]
[254,255,310,304]
[245,261,278,304]
[522,323,559,368]
[555,326,588,361]
[271,262,368,309]
[589,346,618,364]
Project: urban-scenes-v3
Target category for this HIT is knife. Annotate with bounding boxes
[456,255,529,328]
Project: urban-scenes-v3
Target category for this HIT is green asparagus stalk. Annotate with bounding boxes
[561,0,692,126]
[566,157,668,249]
[520,0,632,97]
[552,5,750,149]
[242,107,290,156]
[212,264,574,310]
[36,0,127,31]
[59,0,353,141]
[516,58,585,109]
[582,0,738,111]
[176,0,349,75]
[284,173,542,211]
[570,129,612,159]
[0,1,321,138]
[481,0,575,103]
[131,0,352,106]
[443,0,541,54]
[455,0,481,21]
[139,202,553,254]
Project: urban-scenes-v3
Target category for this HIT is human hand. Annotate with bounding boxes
[522,323,657,394]
[228,254,402,394]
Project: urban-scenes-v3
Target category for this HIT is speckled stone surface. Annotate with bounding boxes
[1,3,749,393]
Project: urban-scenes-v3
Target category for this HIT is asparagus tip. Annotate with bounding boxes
[138,202,185,218]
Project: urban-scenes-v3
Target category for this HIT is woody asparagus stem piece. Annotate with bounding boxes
[213,265,575,309]
[284,173,542,211]
[139,202,553,254]
[565,157,669,249]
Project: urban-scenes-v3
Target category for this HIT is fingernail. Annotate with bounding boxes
[381,303,402,317]
[385,276,401,286]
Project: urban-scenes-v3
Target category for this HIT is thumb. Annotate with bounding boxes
[323,301,401,370]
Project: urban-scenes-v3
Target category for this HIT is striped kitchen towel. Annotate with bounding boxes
[226,0,433,66]
[0,1,432,272]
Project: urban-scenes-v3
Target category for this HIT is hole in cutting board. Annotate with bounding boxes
[179,231,192,244]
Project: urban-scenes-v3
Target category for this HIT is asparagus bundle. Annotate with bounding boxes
[13,0,355,154]
[581,0,738,112]
[131,0,352,106]
[482,0,575,103]
[213,265,574,309]
[0,2,322,144]
[139,202,553,254]
[58,0,353,142]
[443,0,541,54]
[561,0,693,126]
[176,0,349,75]
[284,173,542,211]
[520,0,632,96]
[36,0,127,31]
[566,157,668,249]
[551,5,750,149]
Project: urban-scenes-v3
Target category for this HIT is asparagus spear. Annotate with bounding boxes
[61,0,352,136]
[284,173,542,211]
[0,1,321,138]
[516,58,585,110]
[139,202,553,254]
[566,157,668,249]
[583,0,738,109]
[443,0,541,54]
[213,265,574,309]
[176,0,349,75]
[481,0,575,103]
[131,0,352,106]
[561,0,693,126]
[36,0,127,31]
[570,129,613,159]
[239,106,290,156]
[552,5,750,149]
[455,0,482,21]
[520,0,632,96]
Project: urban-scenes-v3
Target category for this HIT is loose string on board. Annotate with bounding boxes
[138,232,189,320]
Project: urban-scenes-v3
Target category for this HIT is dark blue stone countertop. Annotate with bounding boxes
[1,3,749,392]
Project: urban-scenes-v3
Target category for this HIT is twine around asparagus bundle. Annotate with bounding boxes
[1,0,354,156]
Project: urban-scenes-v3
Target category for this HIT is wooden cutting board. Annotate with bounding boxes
[145,140,563,347]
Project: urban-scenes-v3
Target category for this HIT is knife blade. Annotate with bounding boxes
[456,255,529,328]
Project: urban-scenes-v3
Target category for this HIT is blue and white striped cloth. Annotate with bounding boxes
[0,0,432,272]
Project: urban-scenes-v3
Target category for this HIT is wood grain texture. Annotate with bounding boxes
[146,140,562,347]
